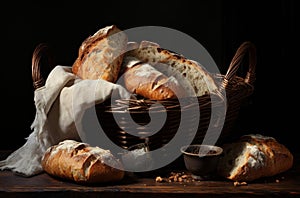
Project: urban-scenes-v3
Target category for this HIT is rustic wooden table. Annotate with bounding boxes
[1,150,299,198]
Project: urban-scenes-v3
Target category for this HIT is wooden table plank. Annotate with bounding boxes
[1,151,300,198]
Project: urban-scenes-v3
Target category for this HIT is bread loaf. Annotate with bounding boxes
[120,56,187,100]
[125,44,218,97]
[41,140,125,184]
[72,25,127,82]
[217,134,294,182]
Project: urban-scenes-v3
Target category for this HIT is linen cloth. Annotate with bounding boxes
[0,65,131,176]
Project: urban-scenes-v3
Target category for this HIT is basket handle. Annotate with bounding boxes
[221,41,257,90]
[31,43,55,90]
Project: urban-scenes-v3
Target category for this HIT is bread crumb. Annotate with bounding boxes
[155,171,195,183]
[155,176,163,182]
[233,181,248,186]
[276,179,280,183]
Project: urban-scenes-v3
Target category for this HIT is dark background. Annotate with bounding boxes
[2,0,299,154]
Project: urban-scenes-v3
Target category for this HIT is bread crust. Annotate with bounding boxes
[41,140,124,184]
[240,134,294,177]
[125,45,218,97]
[217,134,293,182]
[72,25,128,82]
[121,58,187,100]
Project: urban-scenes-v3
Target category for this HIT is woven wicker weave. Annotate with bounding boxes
[31,41,256,150]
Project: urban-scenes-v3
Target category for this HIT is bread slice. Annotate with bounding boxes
[124,43,219,97]
[72,25,128,82]
[217,134,294,182]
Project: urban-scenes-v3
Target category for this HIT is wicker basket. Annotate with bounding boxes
[31,41,256,150]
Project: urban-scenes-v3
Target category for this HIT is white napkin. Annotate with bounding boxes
[0,65,131,177]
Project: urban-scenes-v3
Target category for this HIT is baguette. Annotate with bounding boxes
[125,44,218,97]
[72,25,127,82]
[217,134,294,182]
[41,140,125,184]
[120,56,187,100]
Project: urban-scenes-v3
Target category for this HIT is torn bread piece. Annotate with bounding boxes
[217,134,294,182]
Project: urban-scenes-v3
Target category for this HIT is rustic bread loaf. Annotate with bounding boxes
[41,140,125,184]
[125,44,218,97]
[72,25,128,82]
[217,134,294,182]
[120,56,187,100]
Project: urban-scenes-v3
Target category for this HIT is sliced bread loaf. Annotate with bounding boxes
[124,43,219,97]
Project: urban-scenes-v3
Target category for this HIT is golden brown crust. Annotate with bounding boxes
[125,45,218,97]
[240,134,294,177]
[87,161,125,183]
[122,61,187,100]
[217,134,294,182]
[41,140,124,184]
[72,25,128,82]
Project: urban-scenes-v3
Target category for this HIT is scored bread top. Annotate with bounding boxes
[41,140,125,183]
[121,61,187,100]
[125,44,219,97]
[72,25,128,82]
[42,140,123,170]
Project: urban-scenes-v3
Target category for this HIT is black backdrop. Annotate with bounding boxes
[2,0,299,154]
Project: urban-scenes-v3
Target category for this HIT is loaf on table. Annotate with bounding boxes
[217,134,294,182]
[72,25,127,82]
[41,140,125,184]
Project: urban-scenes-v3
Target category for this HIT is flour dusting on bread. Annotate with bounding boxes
[42,140,125,184]
[72,25,128,82]
[217,134,293,182]
[246,145,265,168]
